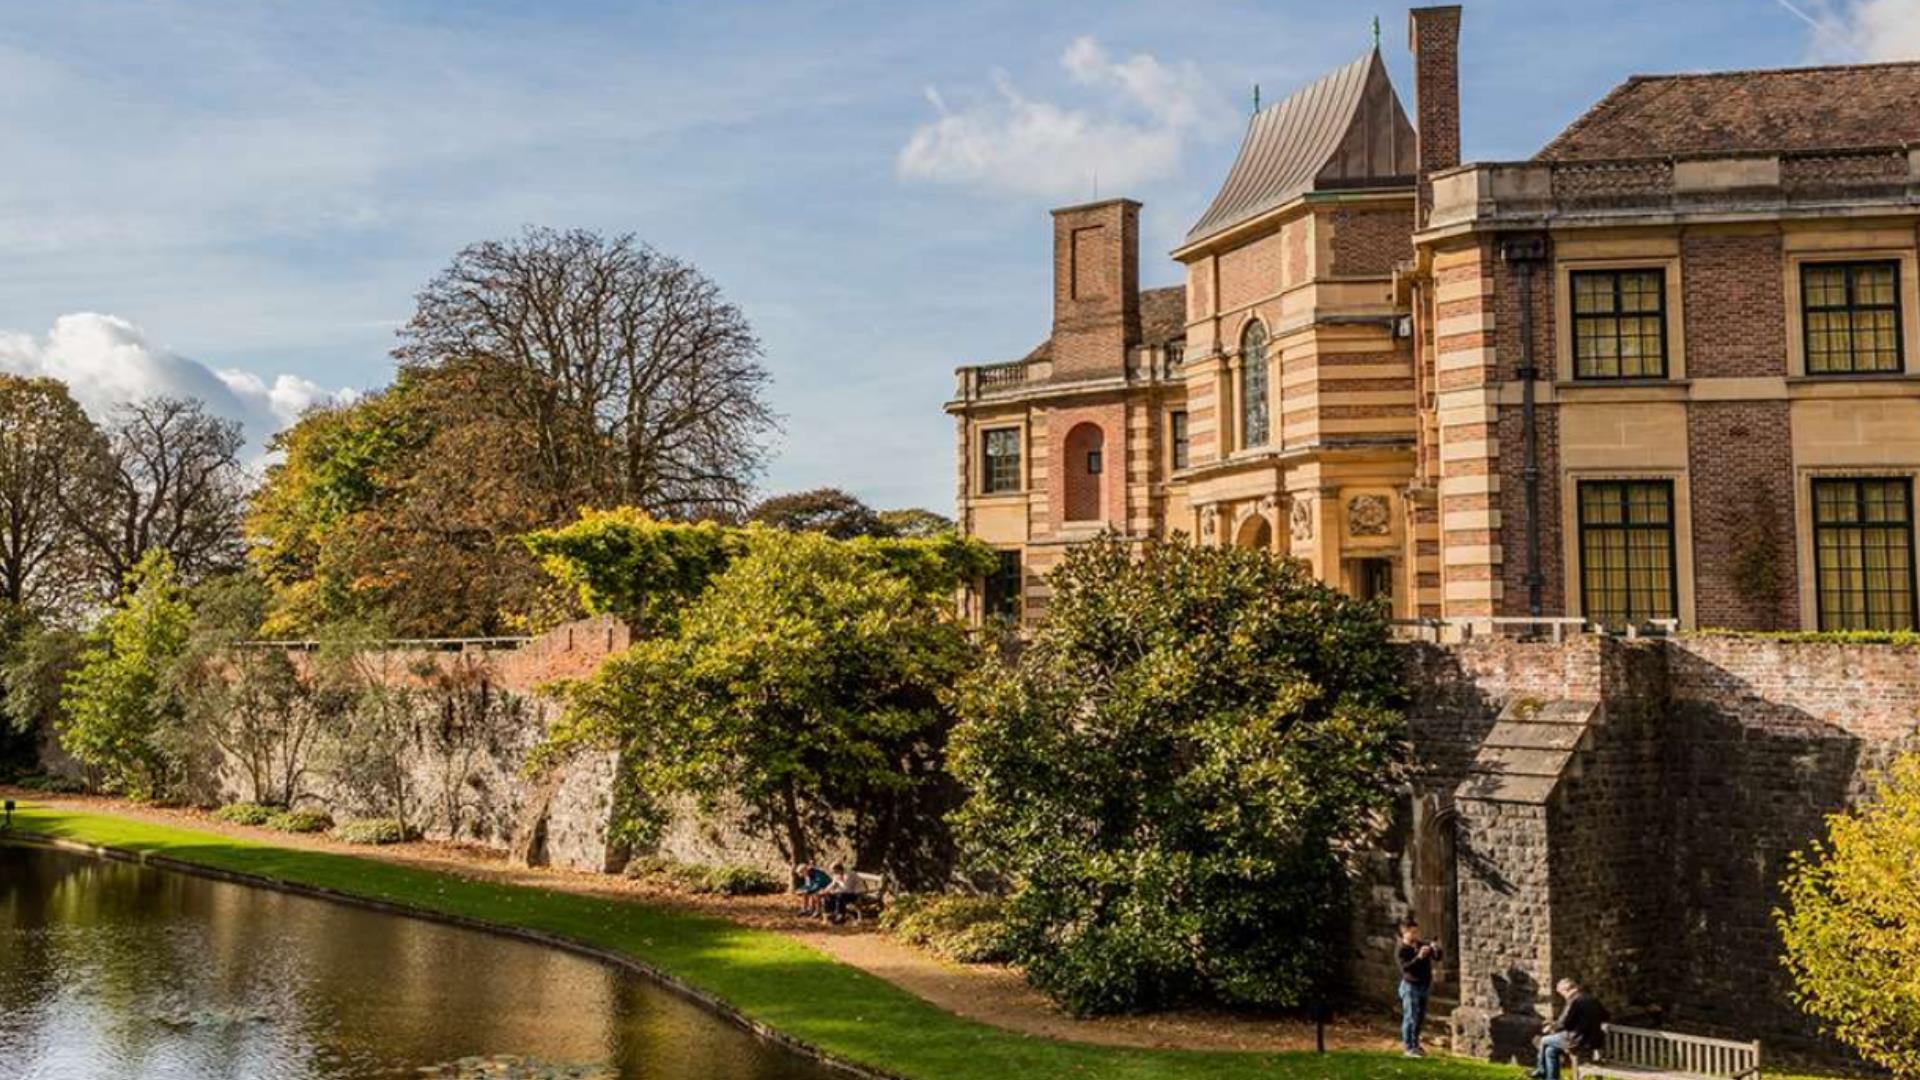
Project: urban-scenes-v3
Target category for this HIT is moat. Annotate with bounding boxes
[0,843,838,1080]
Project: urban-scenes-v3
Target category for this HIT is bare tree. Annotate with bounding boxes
[66,397,247,597]
[0,375,105,614]
[396,227,777,519]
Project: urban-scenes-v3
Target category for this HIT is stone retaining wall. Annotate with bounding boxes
[1357,634,1920,1067]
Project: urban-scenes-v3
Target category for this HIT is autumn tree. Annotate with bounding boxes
[396,227,777,520]
[1778,751,1920,1077]
[68,397,247,599]
[249,370,560,636]
[0,375,105,614]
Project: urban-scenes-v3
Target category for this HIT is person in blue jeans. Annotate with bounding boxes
[1395,918,1440,1057]
[1534,978,1609,1080]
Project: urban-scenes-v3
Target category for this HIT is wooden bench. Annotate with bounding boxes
[1576,1024,1762,1080]
[834,871,889,924]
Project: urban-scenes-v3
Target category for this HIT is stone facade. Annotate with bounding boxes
[1354,634,1920,1066]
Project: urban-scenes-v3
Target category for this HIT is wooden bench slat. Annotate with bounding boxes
[1577,1024,1761,1080]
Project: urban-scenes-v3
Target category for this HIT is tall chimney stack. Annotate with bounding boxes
[1049,198,1141,380]
[1408,5,1463,227]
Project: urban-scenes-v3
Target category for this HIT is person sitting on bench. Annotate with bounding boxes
[1534,977,1609,1080]
[793,862,831,917]
[822,862,866,923]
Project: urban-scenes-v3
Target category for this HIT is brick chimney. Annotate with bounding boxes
[1408,5,1463,227]
[1049,198,1140,380]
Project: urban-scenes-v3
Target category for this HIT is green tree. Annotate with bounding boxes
[948,535,1408,1016]
[525,509,991,633]
[58,550,196,798]
[546,528,983,880]
[749,488,888,539]
[1778,751,1920,1077]
[876,507,956,539]
[174,572,353,806]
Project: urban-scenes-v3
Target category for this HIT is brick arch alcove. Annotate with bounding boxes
[1063,421,1105,522]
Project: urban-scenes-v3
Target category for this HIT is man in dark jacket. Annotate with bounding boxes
[1395,918,1441,1057]
[1534,977,1609,1080]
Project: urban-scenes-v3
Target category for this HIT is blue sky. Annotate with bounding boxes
[0,0,1911,511]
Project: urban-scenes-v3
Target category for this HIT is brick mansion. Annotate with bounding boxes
[949,4,1920,635]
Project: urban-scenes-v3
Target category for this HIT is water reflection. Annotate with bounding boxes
[0,843,837,1080]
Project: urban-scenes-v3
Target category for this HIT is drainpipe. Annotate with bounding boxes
[1501,235,1549,621]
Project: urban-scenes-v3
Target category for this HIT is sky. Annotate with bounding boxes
[1,0,1915,510]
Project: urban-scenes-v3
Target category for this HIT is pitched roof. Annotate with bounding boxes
[1184,50,1416,247]
[1014,285,1186,365]
[1537,61,1920,162]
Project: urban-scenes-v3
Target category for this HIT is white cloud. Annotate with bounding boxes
[1797,0,1920,61]
[0,313,355,455]
[897,36,1232,198]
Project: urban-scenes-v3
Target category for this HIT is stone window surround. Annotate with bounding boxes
[1783,246,1920,379]
[970,417,1030,498]
[1557,466,1698,629]
[1224,311,1282,455]
[1553,254,1688,384]
[1793,465,1920,632]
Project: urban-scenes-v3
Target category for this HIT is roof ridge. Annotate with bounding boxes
[1619,57,1920,82]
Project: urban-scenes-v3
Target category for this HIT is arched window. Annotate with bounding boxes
[1239,320,1270,448]
[1063,422,1105,522]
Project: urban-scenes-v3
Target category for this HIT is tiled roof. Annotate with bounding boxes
[1537,61,1920,161]
[1185,50,1416,247]
[1139,285,1187,346]
[1014,285,1186,365]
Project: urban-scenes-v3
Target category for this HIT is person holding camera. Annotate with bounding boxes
[1396,917,1442,1057]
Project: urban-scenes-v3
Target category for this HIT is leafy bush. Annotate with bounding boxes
[264,808,332,834]
[881,894,1015,964]
[950,535,1408,1016]
[1693,628,1920,646]
[214,802,278,826]
[1778,751,1920,1077]
[690,864,781,897]
[625,856,780,897]
[543,525,988,875]
[333,818,410,845]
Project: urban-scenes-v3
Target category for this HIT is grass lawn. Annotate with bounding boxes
[0,802,1850,1080]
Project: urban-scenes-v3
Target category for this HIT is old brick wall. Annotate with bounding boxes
[1547,643,1670,1024]
[1681,233,1787,379]
[1660,637,1920,1052]
[1493,249,1564,618]
[1329,205,1416,278]
[1686,401,1798,629]
[1365,634,1919,1069]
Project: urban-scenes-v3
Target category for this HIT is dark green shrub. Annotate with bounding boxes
[623,856,779,896]
[881,894,1015,964]
[264,809,332,834]
[333,818,410,845]
[950,535,1408,1016]
[213,802,278,826]
[691,864,780,896]
[11,773,86,794]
